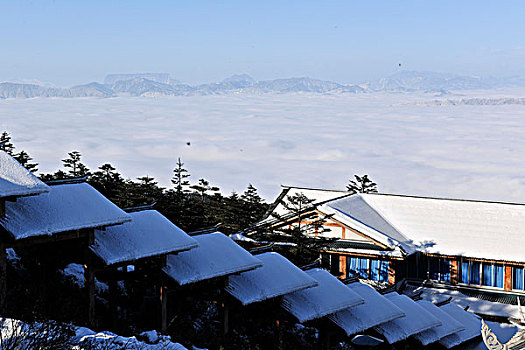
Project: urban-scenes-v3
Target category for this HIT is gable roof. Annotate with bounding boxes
[373,292,442,344]
[162,232,263,285]
[281,268,364,323]
[90,210,198,265]
[0,151,49,198]
[328,282,405,336]
[225,252,318,305]
[323,193,525,263]
[413,300,465,346]
[0,183,131,240]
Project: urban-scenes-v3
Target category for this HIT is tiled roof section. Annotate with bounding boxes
[225,252,318,305]
[163,232,263,285]
[1,183,131,240]
[90,210,198,265]
[0,151,49,198]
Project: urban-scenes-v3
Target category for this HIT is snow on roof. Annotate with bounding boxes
[373,292,442,344]
[163,232,263,285]
[328,282,405,336]
[1,183,131,240]
[324,193,525,263]
[281,268,364,323]
[413,300,465,346]
[90,210,198,265]
[438,303,481,349]
[0,151,49,198]
[225,252,318,305]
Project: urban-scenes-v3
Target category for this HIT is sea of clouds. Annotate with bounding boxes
[1,89,525,203]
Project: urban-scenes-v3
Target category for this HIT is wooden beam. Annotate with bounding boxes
[160,285,167,333]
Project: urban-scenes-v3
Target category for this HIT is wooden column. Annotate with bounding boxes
[339,255,347,279]
[504,265,513,291]
[85,229,96,328]
[0,241,6,313]
[388,260,396,285]
[159,286,168,333]
[450,260,458,285]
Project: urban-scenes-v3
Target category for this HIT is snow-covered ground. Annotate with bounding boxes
[1,90,525,202]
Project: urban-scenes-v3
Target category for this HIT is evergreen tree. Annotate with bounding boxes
[190,178,219,201]
[347,174,378,193]
[62,151,90,178]
[239,184,267,228]
[14,150,38,173]
[264,192,335,266]
[89,163,125,201]
[172,158,191,196]
[0,131,15,155]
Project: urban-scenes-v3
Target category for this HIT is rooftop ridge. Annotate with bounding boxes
[365,192,525,207]
[281,184,351,193]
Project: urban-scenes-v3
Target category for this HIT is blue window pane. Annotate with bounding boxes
[461,261,469,283]
[370,260,379,281]
[347,257,358,275]
[470,262,480,285]
[513,267,524,290]
[430,258,440,280]
[493,265,504,288]
[379,261,390,282]
[441,259,451,283]
[482,264,492,286]
[358,258,369,279]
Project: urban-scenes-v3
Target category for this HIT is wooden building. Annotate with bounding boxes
[250,186,525,299]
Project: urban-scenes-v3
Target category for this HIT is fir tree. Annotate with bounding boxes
[0,131,15,155]
[62,151,90,178]
[347,174,378,193]
[190,178,219,201]
[14,150,38,173]
[172,158,191,196]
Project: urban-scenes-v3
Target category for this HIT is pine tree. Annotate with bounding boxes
[171,158,191,195]
[14,151,39,173]
[62,151,90,178]
[190,178,219,201]
[0,131,15,155]
[89,163,124,201]
[239,184,267,228]
[347,174,378,193]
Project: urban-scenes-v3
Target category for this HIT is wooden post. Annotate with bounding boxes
[339,255,347,279]
[276,319,283,350]
[504,265,513,291]
[0,241,6,313]
[450,260,458,285]
[86,263,96,327]
[160,286,167,333]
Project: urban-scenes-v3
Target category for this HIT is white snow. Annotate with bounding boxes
[0,183,131,240]
[281,268,364,323]
[413,300,465,345]
[225,252,318,305]
[438,303,482,349]
[90,210,198,265]
[374,292,442,344]
[0,150,49,198]
[324,193,525,263]
[2,91,525,202]
[328,282,405,336]
[61,263,85,288]
[163,232,262,285]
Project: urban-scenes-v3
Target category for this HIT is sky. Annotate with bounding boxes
[1,0,525,86]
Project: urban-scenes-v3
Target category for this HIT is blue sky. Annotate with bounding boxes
[1,0,524,86]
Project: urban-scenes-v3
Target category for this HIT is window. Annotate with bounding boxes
[513,267,524,290]
[482,264,492,286]
[347,257,358,277]
[345,257,389,282]
[358,258,369,279]
[370,259,379,281]
[379,260,390,282]
[329,254,340,276]
[494,264,504,288]
[470,261,481,284]
[429,257,451,283]
[461,261,469,284]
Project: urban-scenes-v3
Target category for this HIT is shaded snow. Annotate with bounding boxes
[328,282,405,336]
[0,150,49,198]
[225,252,318,305]
[1,183,131,240]
[438,303,482,349]
[374,292,442,344]
[91,210,198,265]
[281,268,364,323]
[163,232,262,285]
[413,300,465,345]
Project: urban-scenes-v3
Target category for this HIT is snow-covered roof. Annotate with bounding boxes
[281,268,364,323]
[413,300,465,346]
[225,252,318,305]
[1,183,131,240]
[0,151,49,198]
[438,303,481,349]
[328,282,405,336]
[373,292,442,344]
[90,210,198,265]
[323,193,525,263]
[163,232,263,285]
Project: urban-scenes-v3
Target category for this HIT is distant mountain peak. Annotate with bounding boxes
[222,74,255,84]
